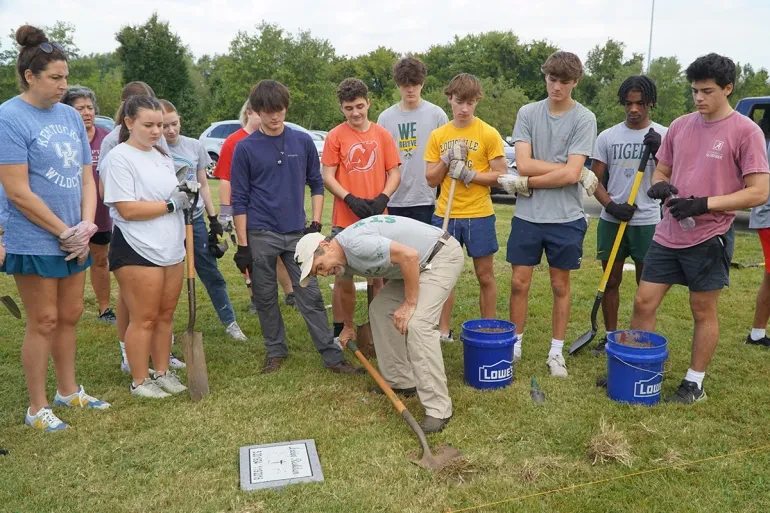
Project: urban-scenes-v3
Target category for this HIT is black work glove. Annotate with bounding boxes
[667,196,709,220]
[367,193,390,215]
[647,182,678,201]
[344,194,373,219]
[643,129,662,157]
[303,221,322,234]
[605,201,637,222]
[234,245,253,273]
[208,215,223,238]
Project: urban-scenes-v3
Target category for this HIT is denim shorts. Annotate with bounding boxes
[506,216,588,270]
[431,214,498,258]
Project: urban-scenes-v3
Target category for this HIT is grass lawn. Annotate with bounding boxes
[2,183,770,513]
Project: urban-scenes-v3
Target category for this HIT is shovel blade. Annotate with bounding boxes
[409,445,464,470]
[568,328,596,355]
[355,322,376,360]
[1,296,21,319]
[179,330,209,402]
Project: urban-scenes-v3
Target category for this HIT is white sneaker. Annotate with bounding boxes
[333,336,343,350]
[440,331,455,343]
[130,378,171,399]
[121,359,154,376]
[25,407,69,432]
[54,385,111,410]
[513,351,522,363]
[169,352,186,369]
[153,370,188,395]
[546,353,568,378]
[225,321,247,341]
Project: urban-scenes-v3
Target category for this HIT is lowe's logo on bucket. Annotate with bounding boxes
[633,375,662,398]
[479,360,513,383]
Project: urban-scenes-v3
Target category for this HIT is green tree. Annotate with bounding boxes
[647,57,687,126]
[731,63,770,106]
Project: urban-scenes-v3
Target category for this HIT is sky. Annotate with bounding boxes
[1,0,769,72]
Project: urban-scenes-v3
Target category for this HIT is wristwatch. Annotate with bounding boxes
[166,200,176,213]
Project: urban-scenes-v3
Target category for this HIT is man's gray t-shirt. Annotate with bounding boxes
[594,121,668,226]
[377,101,448,208]
[512,99,597,223]
[97,126,170,174]
[167,135,212,219]
[749,145,770,229]
[335,215,444,280]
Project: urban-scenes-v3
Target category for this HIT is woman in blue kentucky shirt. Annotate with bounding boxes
[0,25,110,432]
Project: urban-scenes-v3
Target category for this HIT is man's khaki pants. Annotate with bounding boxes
[369,238,464,419]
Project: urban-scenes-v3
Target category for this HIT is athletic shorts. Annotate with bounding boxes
[506,216,587,270]
[109,226,159,272]
[431,214,498,258]
[596,219,656,263]
[760,228,770,274]
[90,231,112,246]
[0,253,92,278]
[387,205,435,225]
[641,227,735,292]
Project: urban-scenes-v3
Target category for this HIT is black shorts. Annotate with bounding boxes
[641,227,735,292]
[108,226,159,272]
[90,230,112,246]
[386,205,435,225]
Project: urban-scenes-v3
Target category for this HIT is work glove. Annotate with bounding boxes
[234,245,253,273]
[440,141,468,167]
[218,204,234,232]
[497,175,531,197]
[579,168,599,196]
[643,129,662,157]
[667,196,709,221]
[167,189,192,212]
[605,201,637,222]
[367,193,390,215]
[303,221,323,234]
[208,215,223,238]
[208,233,228,259]
[58,221,98,253]
[647,182,678,202]
[344,194,373,219]
[447,160,477,186]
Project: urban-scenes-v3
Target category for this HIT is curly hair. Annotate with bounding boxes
[617,75,657,107]
[393,56,427,86]
[685,53,736,89]
[336,78,369,104]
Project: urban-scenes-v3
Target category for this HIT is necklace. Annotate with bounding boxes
[260,127,286,165]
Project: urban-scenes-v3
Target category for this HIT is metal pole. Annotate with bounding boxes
[646,0,655,74]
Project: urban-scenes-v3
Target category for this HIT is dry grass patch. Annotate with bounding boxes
[587,418,633,468]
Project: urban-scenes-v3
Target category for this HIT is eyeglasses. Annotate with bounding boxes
[32,42,66,60]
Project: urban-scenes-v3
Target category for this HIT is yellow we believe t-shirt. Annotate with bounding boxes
[424,117,504,218]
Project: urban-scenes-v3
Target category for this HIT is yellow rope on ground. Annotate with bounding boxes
[446,443,770,513]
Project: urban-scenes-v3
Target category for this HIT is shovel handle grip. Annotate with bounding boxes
[346,340,406,414]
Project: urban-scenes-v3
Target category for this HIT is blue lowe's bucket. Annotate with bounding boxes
[605,330,668,406]
[461,319,516,390]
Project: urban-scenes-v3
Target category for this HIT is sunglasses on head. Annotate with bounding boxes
[33,42,66,59]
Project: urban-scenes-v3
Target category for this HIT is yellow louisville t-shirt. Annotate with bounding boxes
[424,117,505,218]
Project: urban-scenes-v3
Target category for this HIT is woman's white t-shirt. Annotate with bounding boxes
[101,143,185,266]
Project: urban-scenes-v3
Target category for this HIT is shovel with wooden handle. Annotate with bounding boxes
[1,296,21,319]
[355,283,376,359]
[178,188,209,401]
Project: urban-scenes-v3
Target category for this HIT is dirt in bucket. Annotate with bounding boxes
[616,331,653,348]
[475,327,509,333]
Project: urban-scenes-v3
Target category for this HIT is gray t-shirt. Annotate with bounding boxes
[167,135,212,219]
[594,121,668,226]
[377,100,448,207]
[335,215,444,280]
[97,126,170,174]
[512,99,597,223]
[749,144,770,229]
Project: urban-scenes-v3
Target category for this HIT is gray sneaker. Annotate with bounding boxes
[420,415,451,434]
[130,378,171,399]
[225,321,247,341]
[169,352,186,369]
[546,353,568,378]
[153,370,187,395]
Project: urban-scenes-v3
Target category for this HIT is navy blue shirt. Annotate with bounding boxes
[230,126,322,233]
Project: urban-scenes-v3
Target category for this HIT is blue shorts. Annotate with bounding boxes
[431,214,498,258]
[1,253,92,278]
[506,216,588,270]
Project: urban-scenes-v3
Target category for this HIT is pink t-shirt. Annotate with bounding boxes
[654,111,769,249]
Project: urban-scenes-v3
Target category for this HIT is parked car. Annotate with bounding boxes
[198,120,318,178]
[94,115,115,131]
[736,96,770,149]
[311,130,328,140]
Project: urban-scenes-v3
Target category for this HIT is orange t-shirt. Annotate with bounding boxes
[322,122,401,228]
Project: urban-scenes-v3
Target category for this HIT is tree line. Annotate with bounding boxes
[2,14,769,139]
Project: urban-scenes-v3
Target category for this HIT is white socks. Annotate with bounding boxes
[548,339,564,358]
[119,341,127,362]
[684,368,705,389]
[751,328,766,341]
[513,333,523,359]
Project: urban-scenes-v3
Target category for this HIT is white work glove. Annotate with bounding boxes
[579,167,599,196]
[168,189,193,212]
[497,174,532,197]
[218,204,234,232]
[447,159,477,186]
[58,221,98,261]
[440,141,468,167]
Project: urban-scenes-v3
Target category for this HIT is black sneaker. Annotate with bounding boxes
[368,385,417,398]
[420,415,451,434]
[664,379,706,404]
[98,307,117,324]
[596,376,608,388]
[592,335,607,357]
[745,334,770,347]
